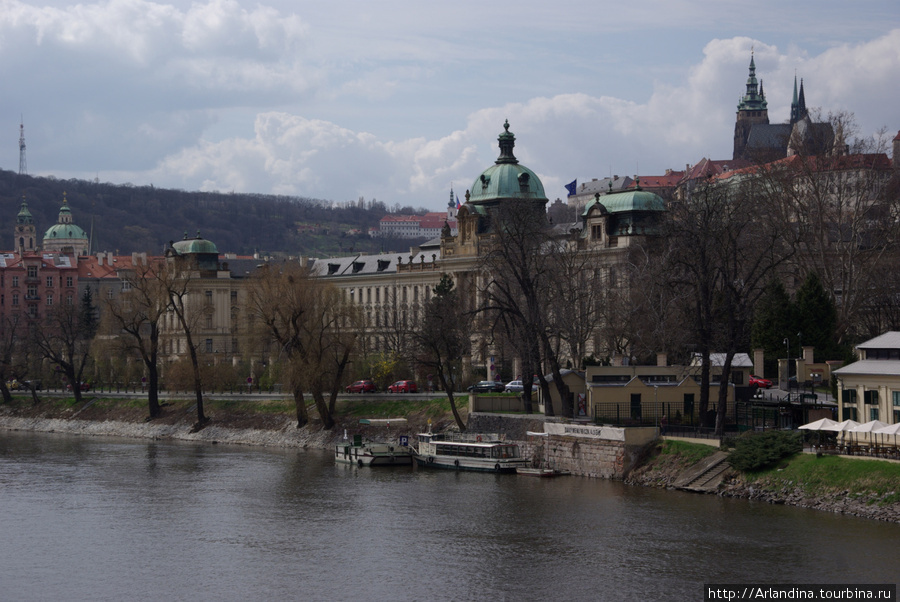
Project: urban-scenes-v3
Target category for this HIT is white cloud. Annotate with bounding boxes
[1,0,897,212]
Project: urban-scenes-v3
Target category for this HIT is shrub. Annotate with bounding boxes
[727,430,802,472]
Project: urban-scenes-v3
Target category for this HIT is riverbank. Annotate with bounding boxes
[0,394,453,450]
[626,439,900,523]
[4,394,899,523]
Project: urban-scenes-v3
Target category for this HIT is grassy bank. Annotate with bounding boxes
[746,454,900,506]
[1,392,464,433]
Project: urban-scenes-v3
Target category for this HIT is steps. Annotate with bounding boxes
[672,450,730,493]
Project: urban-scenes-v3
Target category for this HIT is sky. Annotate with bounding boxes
[1,0,898,212]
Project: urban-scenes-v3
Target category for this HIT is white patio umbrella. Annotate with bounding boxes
[874,422,900,450]
[798,418,838,430]
[799,418,838,448]
[821,419,860,448]
[851,420,890,449]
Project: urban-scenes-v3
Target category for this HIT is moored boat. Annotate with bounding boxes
[413,432,528,473]
[334,435,414,467]
[516,467,570,477]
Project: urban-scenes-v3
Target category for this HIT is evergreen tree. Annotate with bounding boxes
[751,278,793,372]
[793,272,843,362]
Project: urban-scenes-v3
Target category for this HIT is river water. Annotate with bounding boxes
[1,431,897,601]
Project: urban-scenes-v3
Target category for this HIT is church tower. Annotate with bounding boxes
[733,51,769,161]
[15,197,37,255]
[790,75,808,125]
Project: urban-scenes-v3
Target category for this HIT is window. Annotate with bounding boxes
[205,290,213,305]
[66,295,73,305]
[844,407,858,421]
[12,276,19,287]
[46,276,54,288]
[107,289,115,299]
[864,390,879,405]
[27,285,37,298]
[231,338,238,353]
[842,389,858,405]
[206,339,213,353]
[869,408,879,421]
[893,391,900,407]
[12,294,18,306]
[66,276,73,287]
[27,305,36,317]
[46,295,53,306]
[230,290,237,304]
[206,315,213,329]
[27,266,37,278]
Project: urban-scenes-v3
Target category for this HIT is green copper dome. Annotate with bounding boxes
[597,189,665,214]
[467,121,547,205]
[44,223,88,241]
[172,232,219,255]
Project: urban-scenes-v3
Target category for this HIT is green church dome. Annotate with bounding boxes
[467,121,547,205]
[172,232,219,255]
[44,223,88,241]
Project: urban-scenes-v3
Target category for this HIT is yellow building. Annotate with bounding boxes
[834,332,900,424]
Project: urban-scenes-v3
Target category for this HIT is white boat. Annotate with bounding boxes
[413,432,529,473]
[335,425,413,467]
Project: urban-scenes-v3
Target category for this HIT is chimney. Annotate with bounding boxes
[656,353,667,367]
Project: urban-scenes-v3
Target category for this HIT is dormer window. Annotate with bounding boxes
[518,172,530,192]
[327,263,339,275]
[352,262,364,273]
[480,174,490,191]
[377,260,390,272]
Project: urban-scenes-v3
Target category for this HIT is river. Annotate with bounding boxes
[0,431,897,601]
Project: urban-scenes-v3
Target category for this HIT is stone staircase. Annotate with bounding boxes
[672,450,730,493]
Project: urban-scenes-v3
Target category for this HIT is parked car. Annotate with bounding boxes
[467,380,506,393]
[66,381,91,392]
[346,379,376,393]
[388,380,418,393]
[504,380,538,393]
[749,375,772,389]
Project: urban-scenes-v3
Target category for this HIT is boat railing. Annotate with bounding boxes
[426,432,505,443]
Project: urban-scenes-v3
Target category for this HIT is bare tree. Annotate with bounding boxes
[165,268,207,428]
[100,258,171,418]
[759,111,898,343]
[0,314,32,404]
[662,174,793,433]
[30,290,96,405]
[411,274,470,430]
[249,262,360,429]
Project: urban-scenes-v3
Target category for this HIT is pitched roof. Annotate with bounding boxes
[856,331,900,349]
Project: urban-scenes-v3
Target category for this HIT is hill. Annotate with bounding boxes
[0,169,431,256]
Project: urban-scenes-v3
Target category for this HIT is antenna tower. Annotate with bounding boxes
[18,117,27,175]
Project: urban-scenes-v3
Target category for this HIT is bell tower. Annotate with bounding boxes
[15,196,37,255]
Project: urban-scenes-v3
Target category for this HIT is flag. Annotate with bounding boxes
[456,194,461,209]
[565,179,577,196]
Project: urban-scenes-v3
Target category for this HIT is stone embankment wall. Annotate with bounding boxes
[0,415,337,449]
[467,413,654,479]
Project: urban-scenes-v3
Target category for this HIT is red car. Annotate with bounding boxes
[66,382,91,392]
[388,380,418,393]
[749,375,772,389]
[346,380,376,393]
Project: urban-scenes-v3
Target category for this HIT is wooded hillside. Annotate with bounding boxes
[0,169,427,256]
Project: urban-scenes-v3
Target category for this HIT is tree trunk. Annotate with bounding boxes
[312,390,334,430]
[292,386,309,428]
[147,359,161,419]
[438,371,466,431]
[715,351,735,436]
[0,384,10,404]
